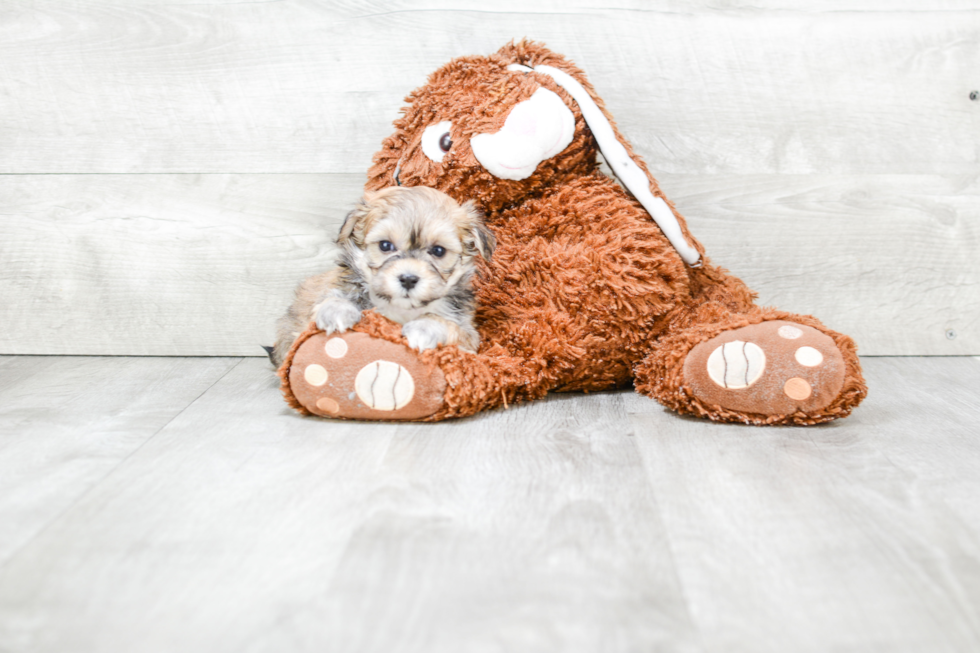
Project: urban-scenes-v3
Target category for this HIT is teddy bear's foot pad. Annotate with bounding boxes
[683,320,845,417]
[288,331,446,420]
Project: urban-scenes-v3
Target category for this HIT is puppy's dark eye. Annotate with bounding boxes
[439,133,452,153]
[429,245,446,258]
[378,240,396,253]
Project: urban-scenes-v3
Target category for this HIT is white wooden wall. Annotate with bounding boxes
[1,0,978,356]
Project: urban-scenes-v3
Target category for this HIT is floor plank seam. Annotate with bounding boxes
[0,357,247,573]
[627,434,708,652]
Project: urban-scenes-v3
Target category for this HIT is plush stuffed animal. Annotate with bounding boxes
[278,40,867,425]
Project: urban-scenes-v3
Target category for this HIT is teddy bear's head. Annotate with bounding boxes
[365,40,703,266]
[365,41,620,214]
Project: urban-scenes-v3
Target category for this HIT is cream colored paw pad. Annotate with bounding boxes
[778,325,803,339]
[324,337,348,358]
[304,364,328,386]
[706,340,766,389]
[795,346,823,367]
[354,360,415,411]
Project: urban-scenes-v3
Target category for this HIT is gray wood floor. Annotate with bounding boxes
[1,355,979,652]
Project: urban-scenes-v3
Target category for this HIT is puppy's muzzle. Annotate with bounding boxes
[398,273,420,290]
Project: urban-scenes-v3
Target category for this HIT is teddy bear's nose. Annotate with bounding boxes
[470,88,575,181]
[398,274,419,290]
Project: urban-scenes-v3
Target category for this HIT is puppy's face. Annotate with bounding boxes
[338,186,494,312]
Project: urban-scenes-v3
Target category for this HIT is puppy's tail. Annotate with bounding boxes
[261,345,277,365]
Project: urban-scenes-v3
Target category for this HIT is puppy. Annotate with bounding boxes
[270,186,495,368]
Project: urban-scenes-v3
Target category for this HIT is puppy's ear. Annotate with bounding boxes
[337,192,380,247]
[463,200,496,261]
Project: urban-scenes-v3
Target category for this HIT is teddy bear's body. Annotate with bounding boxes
[278,41,867,425]
[471,170,692,393]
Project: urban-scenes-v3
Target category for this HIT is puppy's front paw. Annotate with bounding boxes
[402,318,451,351]
[314,300,362,335]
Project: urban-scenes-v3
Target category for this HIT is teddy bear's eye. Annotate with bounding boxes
[429,245,446,258]
[421,121,453,163]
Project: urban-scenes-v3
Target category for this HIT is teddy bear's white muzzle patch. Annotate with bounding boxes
[470,88,574,181]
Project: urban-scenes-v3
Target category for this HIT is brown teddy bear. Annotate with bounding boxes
[277,40,867,425]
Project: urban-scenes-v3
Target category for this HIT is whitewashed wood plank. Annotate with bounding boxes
[1,173,975,356]
[625,356,980,653]
[0,358,697,653]
[0,355,240,566]
[103,0,980,10]
[0,2,976,174]
[659,173,980,357]
[0,174,355,357]
[1,355,978,652]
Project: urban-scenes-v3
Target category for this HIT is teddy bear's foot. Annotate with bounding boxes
[683,320,846,417]
[284,331,446,420]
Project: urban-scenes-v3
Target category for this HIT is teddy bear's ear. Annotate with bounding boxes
[498,40,702,266]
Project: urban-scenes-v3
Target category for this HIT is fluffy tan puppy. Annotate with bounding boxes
[270,186,495,367]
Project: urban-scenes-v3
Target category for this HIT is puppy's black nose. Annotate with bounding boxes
[398,273,420,290]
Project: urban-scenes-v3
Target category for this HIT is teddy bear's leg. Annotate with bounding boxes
[634,307,868,425]
[278,312,550,421]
